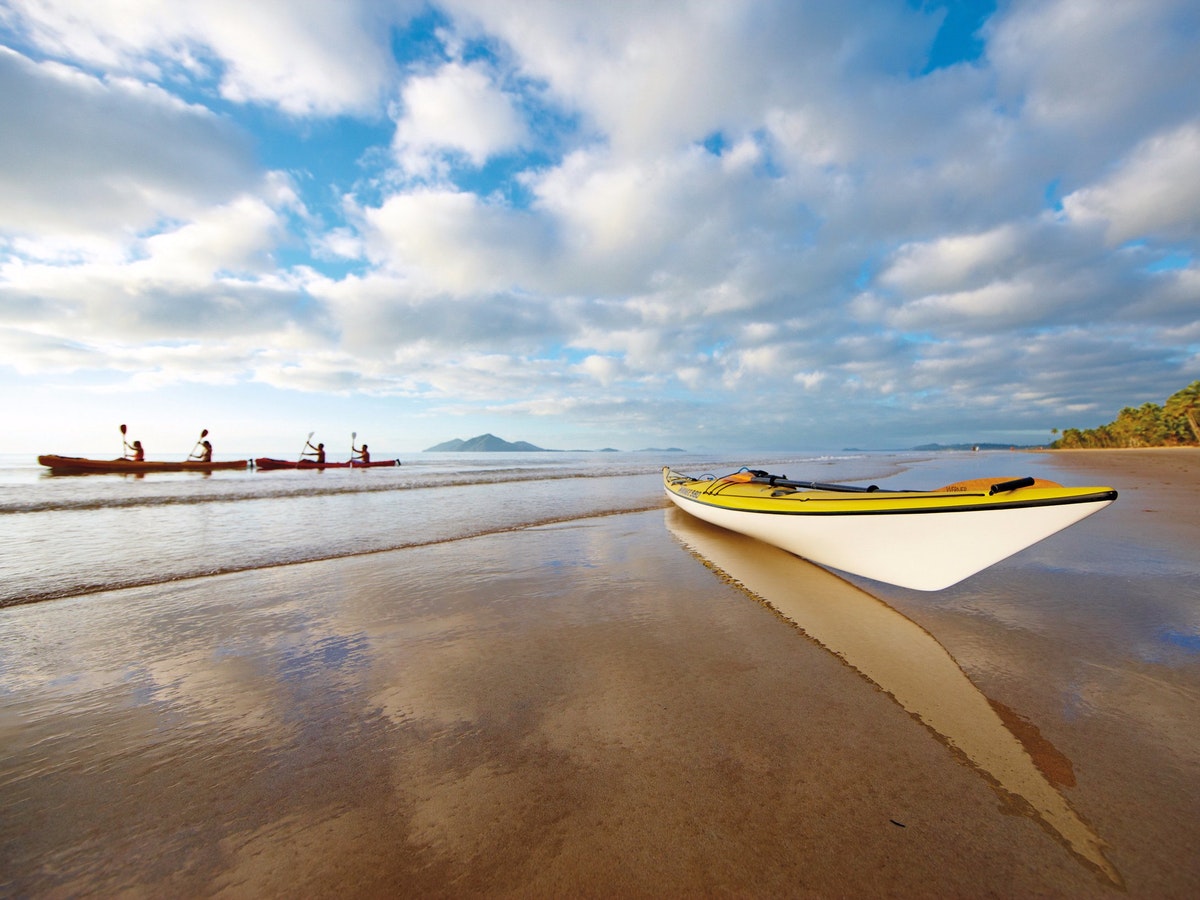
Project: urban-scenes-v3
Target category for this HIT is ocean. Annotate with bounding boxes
[0,448,1042,610]
[2,448,1190,624]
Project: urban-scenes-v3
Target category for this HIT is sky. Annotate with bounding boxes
[1,0,1198,458]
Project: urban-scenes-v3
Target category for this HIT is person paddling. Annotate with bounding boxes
[352,441,370,464]
[303,439,326,465]
[120,424,144,461]
[190,440,213,463]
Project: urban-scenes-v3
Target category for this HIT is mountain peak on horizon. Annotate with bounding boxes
[424,433,548,452]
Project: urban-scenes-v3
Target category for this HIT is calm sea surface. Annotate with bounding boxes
[3,448,1191,612]
[2,449,955,609]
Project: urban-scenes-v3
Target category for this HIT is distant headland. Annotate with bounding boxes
[1051,381,1199,448]
[424,434,685,453]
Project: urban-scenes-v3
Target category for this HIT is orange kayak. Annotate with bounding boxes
[38,455,250,474]
[253,457,399,470]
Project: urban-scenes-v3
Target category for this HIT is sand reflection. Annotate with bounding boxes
[666,508,1120,885]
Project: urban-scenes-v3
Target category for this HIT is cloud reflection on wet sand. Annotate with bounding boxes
[1,509,1129,895]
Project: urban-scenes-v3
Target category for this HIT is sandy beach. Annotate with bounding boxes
[1,449,1197,897]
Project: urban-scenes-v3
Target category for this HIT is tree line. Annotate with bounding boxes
[1051,381,1200,448]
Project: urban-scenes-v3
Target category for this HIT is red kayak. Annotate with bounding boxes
[254,457,400,470]
[39,455,250,474]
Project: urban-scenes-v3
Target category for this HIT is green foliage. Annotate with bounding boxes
[1051,382,1200,448]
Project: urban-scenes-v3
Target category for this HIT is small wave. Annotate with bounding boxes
[0,466,675,515]
[0,502,667,609]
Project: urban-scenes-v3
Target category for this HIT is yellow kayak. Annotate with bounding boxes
[663,466,1117,590]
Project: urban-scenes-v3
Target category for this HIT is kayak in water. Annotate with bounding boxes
[38,455,250,474]
[253,457,400,470]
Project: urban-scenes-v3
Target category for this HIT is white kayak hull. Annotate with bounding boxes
[663,467,1117,590]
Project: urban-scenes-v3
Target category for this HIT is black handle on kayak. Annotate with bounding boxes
[774,478,883,493]
[989,476,1036,495]
[745,470,887,493]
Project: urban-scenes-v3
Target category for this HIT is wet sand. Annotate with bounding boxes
[1,449,1198,896]
[1041,447,1200,550]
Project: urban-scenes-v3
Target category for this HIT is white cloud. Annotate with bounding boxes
[575,354,624,386]
[0,0,403,115]
[881,226,1025,296]
[0,47,256,238]
[525,142,816,299]
[136,196,283,280]
[887,279,1046,330]
[0,181,322,386]
[358,188,547,294]
[393,62,528,175]
[987,0,1200,136]
[444,0,934,157]
[1062,122,1200,243]
[309,224,365,262]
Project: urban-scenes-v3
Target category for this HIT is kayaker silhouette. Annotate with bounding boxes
[190,440,213,462]
[353,442,370,463]
[125,439,145,462]
[303,440,326,464]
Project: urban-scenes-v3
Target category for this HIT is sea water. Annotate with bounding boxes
[1,449,960,609]
[0,447,1112,610]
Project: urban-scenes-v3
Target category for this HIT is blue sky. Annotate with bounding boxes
[1,0,1198,457]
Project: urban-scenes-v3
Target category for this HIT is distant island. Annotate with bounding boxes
[425,434,547,452]
[1052,381,1199,449]
[424,433,687,453]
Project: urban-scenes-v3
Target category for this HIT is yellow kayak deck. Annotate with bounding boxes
[664,467,1117,516]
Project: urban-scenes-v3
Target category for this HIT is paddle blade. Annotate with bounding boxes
[200,428,208,439]
[120,423,127,435]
